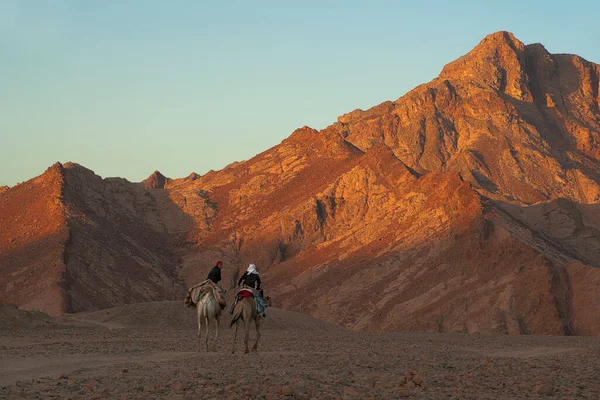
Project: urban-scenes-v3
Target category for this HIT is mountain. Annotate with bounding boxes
[0,163,183,315]
[336,31,600,204]
[1,31,600,335]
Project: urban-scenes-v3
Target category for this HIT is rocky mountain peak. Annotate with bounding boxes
[439,30,532,100]
[143,170,171,189]
[186,172,200,181]
[477,31,524,52]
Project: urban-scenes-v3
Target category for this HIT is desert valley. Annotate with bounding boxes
[2,31,600,398]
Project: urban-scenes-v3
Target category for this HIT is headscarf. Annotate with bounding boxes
[247,263,259,275]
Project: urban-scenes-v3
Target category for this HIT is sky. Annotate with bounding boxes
[1,1,599,186]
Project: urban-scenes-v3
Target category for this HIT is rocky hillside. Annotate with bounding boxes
[0,164,69,315]
[0,163,184,315]
[1,31,599,335]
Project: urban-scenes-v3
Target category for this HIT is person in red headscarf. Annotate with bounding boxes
[206,260,223,284]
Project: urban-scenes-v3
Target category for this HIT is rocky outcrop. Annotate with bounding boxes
[142,171,172,189]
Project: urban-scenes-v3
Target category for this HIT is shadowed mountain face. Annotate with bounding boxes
[2,32,600,335]
[0,163,185,315]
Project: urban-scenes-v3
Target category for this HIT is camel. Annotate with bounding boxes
[185,281,226,352]
[230,295,262,354]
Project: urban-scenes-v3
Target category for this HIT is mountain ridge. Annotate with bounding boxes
[2,31,600,335]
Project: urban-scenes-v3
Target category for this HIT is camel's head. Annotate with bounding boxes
[264,296,273,307]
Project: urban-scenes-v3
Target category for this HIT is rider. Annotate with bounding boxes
[206,260,223,285]
[230,263,264,314]
[237,263,262,295]
[205,260,226,309]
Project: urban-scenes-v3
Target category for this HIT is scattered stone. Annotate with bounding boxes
[536,383,554,395]
[225,384,235,392]
[171,380,183,393]
[268,385,282,393]
[412,374,423,386]
[343,386,359,396]
[281,386,293,396]
[295,392,311,400]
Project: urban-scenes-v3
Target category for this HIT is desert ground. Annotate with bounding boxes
[1,302,599,400]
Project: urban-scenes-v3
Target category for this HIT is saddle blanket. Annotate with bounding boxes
[237,289,254,299]
[256,295,266,315]
[236,288,266,316]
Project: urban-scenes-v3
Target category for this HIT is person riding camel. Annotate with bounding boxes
[230,263,265,315]
[207,260,223,285]
[238,263,262,294]
[188,260,226,310]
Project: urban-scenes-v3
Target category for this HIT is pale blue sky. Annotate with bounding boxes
[1,1,599,186]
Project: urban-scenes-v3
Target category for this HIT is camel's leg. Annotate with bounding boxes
[197,319,202,352]
[252,317,261,352]
[204,316,210,352]
[244,311,251,354]
[212,315,220,352]
[232,322,239,354]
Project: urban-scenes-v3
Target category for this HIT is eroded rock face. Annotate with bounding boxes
[0,163,185,314]
[142,171,172,189]
[60,163,185,313]
[334,31,600,204]
[2,31,600,335]
[0,163,69,316]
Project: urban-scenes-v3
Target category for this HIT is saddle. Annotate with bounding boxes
[237,288,255,300]
[234,287,266,316]
[185,280,227,309]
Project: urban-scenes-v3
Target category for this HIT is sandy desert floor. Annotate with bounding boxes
[1,302,599,400]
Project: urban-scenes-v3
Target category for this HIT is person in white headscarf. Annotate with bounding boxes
[230,263,263,314]
[237,263,262,291]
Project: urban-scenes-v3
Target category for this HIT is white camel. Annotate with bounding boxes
[184,281,226,352]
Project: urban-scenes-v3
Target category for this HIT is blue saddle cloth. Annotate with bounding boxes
[255,295,266,316]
